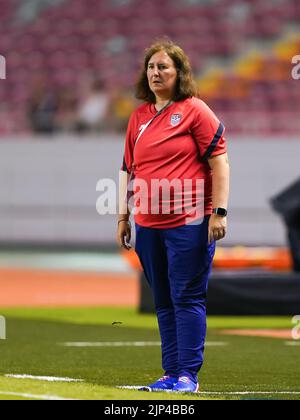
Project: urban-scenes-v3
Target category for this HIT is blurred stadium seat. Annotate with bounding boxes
[0,0,299,135]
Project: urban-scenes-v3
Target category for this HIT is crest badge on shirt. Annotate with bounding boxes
[170,114,182,127]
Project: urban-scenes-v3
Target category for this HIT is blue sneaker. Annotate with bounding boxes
[139,375,178,392]
[172,376,199,393]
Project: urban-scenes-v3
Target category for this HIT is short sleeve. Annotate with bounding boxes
[120,112,137,173]
[190,99,226,160]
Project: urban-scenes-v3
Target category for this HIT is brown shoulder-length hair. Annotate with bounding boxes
[135,38,199,103]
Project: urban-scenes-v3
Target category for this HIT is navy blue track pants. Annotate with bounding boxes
[135,216,216,383]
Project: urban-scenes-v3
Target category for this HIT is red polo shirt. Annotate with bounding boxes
[121,97,226,228]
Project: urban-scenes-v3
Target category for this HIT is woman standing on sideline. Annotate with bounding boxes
[117,39,230,393]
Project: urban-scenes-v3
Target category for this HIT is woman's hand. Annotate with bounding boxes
[117,221,132,250]
[208,214,227,244]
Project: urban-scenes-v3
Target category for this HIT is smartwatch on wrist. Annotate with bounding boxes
[213,208,228,217]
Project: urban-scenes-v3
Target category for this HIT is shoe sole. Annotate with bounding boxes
[138,386,152,392]
[139,386,175,392]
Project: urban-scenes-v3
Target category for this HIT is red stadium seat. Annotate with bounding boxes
[0,0,299,134]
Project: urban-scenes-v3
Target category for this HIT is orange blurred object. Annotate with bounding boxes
[122,247,293,272]
[121,249,143,271]
[213,247,292,271]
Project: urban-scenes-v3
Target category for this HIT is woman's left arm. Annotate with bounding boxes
[207,153,230,244]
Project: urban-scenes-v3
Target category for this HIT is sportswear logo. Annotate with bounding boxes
[170,114,182,127]
[179,377,190,383]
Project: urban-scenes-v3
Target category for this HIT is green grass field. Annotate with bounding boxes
[0,307,299,400]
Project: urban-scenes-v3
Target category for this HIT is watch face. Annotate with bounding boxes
[214,208,227,216]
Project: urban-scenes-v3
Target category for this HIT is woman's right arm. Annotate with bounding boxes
[117,170,132,250]
[117,110,137,250]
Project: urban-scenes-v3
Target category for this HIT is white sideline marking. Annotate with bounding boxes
[60,341,161,347]
[117,386,300,395]
[59,341,228,348]
[204,342,228,346]
[285,341,300,346]
[5,374,83,383]
[198,391,300,396]
[0,391,75,400]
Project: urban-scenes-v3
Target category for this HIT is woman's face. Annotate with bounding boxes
[147,50,178,100]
